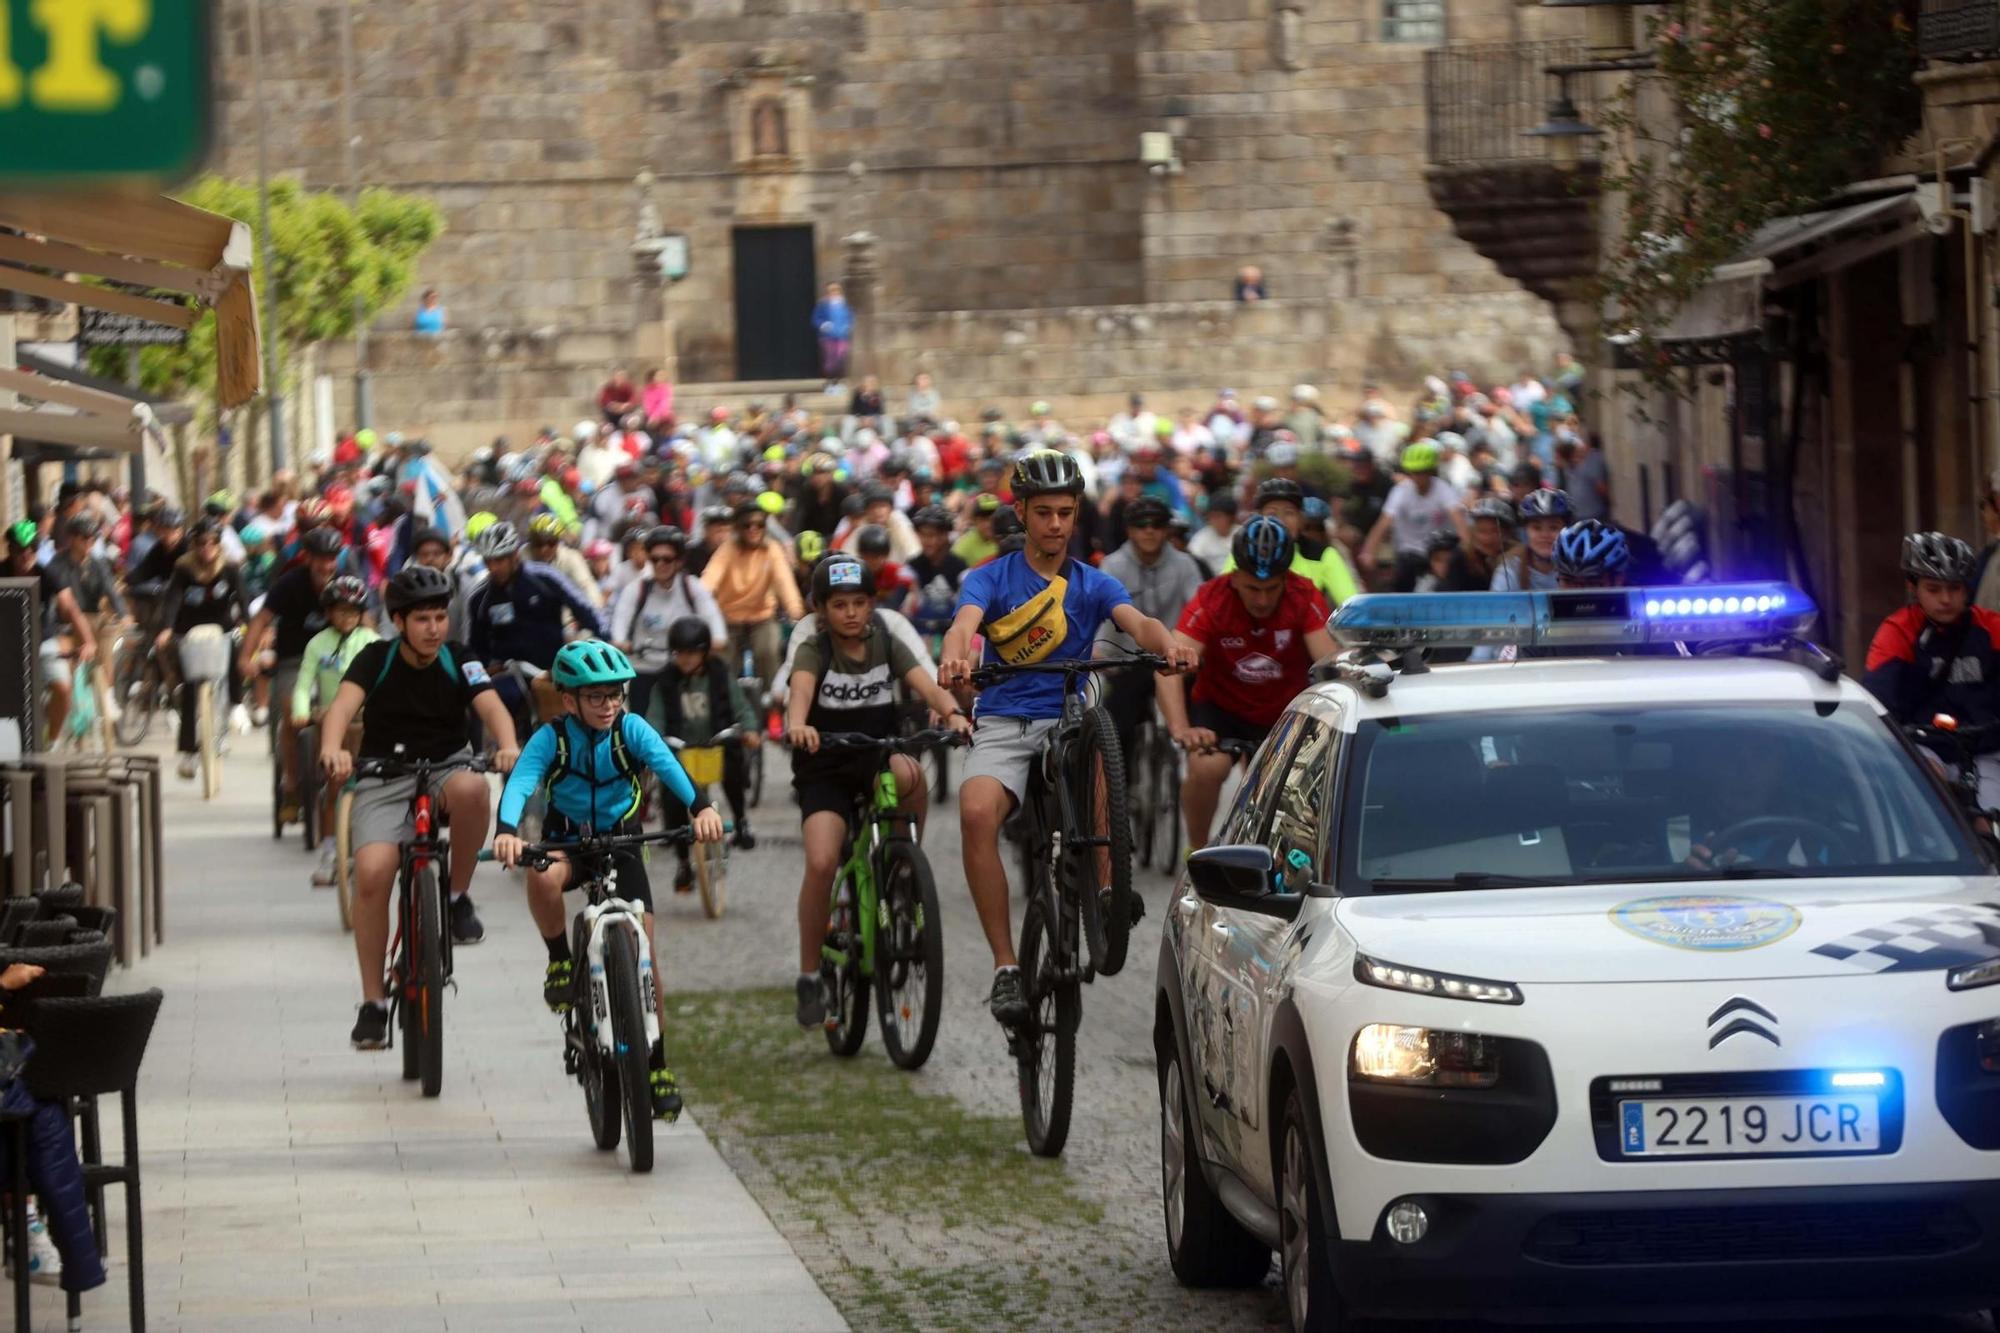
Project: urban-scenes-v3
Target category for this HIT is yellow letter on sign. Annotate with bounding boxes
[29,0,150,113]
[0,6,21,111]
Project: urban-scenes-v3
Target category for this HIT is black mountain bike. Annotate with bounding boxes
[968,652,1165,1157]
[1131,710,1181,874]
[351,752,496,1098]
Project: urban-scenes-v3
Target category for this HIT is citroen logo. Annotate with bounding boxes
[1707,997,1780,1048]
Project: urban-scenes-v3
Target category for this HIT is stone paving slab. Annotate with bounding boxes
[25,739,844,1333]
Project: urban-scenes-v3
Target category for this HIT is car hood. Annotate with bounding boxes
[1331,877,2000,984]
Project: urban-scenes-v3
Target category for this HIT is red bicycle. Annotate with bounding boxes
[352,752,497,1097]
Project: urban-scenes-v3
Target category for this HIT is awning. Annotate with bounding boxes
[1649,186,1955,344]
[0,191,261,409]
[0,346,191,459]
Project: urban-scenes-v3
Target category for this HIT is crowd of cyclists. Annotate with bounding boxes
[25,357,2000,1127]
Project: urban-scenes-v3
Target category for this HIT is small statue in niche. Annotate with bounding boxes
[634,169,663,243]
[752,98,789,159]
[1272,2,1304,72]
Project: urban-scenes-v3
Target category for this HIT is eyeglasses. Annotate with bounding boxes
[650,554,680,565]
[1127,519,1166,531]
[738,522,768,533]
[576,688,624,707]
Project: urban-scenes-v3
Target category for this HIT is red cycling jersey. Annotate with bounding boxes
[1176,572,1330,727]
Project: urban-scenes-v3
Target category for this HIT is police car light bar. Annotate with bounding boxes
[1327,583,1816,652]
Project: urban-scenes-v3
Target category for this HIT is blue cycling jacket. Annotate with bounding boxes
[466,561,606,671]
[496,712,706,837]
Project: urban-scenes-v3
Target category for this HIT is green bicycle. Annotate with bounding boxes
[815,729,969,1070]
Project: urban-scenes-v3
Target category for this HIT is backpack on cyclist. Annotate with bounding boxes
[540,715,644,813]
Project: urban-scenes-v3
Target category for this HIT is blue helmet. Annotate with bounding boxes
[1516,488,1575,522]
[1231,514,1295,580]
[1553,520,1630,581]
[1301,497,1332,523]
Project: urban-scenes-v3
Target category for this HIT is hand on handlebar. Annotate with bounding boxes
[938,656,974,690]
[692,808,726,843]
[493,833,526,870]
[789,722,820,753]
[942,710,974,739]
[1173,725,1219,753]
[322,747,354,783]
[743,729,763,750]
[1163,643,1199,675]
[492,745,519,774]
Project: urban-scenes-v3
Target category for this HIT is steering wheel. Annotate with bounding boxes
[1705,815,1849,868]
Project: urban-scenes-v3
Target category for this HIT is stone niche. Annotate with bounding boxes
[724,57,816,222]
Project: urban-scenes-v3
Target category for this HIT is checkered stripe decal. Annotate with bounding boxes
[1810,903,2000,973]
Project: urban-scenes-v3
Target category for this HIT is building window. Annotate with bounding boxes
[1382,0,1445,43]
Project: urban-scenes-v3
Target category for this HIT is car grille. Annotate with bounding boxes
[1523,1202,1980,1267]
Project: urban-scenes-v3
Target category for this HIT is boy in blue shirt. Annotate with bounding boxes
[492,640,726,1121]
[939,452,1195,1026]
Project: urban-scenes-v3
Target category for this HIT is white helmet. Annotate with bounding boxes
[574,420,598,443]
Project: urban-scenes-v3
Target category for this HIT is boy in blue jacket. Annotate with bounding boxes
[493,640,725,1120]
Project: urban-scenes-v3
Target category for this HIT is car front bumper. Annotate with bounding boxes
[1331,1180,2000,1323]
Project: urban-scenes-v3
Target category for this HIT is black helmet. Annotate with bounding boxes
[1424,528,1462,557]
[1230,515,1295,580]
[989,507,1024,541]
[410,526,451,554]
[861,484,894,507]
[811,554,876,604]
[840,493,867,518]
[320,575,369,609]
[1470,497,1517,528]
[1254,477,1305,510]
[61,513,101,540]
[1011,450,1084,499]
[854,524,891,557]
[645,524,687,553]
[1902,531,1978,584]
[301,526,346,557]
[156,506,185,529]
[383,563,454,615]
[911,505,953,532]
[1125,496,1171,528]
[666,616,713,653]
[699,504,732,527]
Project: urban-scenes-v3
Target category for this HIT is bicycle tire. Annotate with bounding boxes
[333,788,355,932]
[1070,705,1134,977]
[112,653,153,747]
[1132,725,1158,870]
[269,735,286,839]
[399,895,420,1083]
[823,869,868,1057]
[582,1020,622,1152]
[1163,733,1182,875]
[605,923,655,1173]
[749,738,766,810]
[693,837,728,920]
[197,684,220,800]
[1017,897,1078,1158]
[874,840,944,1071]
[299,725,321,852]
[415,864,445,1098]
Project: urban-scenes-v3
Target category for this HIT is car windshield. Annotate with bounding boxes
[1339,702,1985,893]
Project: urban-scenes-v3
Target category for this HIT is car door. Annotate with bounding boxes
[1183,712,1306,1168]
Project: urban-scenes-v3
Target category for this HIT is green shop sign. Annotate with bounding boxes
[0,0,211,183]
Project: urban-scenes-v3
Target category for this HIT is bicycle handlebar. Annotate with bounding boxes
[667,726,745,748]
[813,729,972,753]
[477,824,719,872]
[350,753,501,782]
[1190,737,1259,758]
[967,652,1167,688]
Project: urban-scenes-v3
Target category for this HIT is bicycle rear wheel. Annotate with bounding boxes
[299,725,321,852]
[1070,705,1134,977]
[823,868,868,1057]
[333,788,355,932]
[875,840,944,1071]
[605,923,654,1173]
[1017,896,1078,1158]
[415,864,446,1097]
[1132,724,1159,870]
[693,836,728,920]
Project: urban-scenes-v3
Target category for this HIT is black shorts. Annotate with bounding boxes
[1189,700,1271,751]
[793,753,880,822]
[542,813,654,912]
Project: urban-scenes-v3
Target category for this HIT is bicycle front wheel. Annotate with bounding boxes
[823,869,868,1057]
[1132,725,1159,870]
[333,788,355,932]
[1017,897,1078,1158]
[1070,705,1134,978]
[415,864,446,1097]
[197,684,221,800]
[605,923,654,1173]
[874,840,944,1071]
[112,653,153,747]
[693,836,728,920]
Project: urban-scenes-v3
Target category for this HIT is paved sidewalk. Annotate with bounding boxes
[33,738,844,1333]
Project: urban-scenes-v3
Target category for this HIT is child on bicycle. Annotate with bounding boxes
[291,575,379,887]
[787,555,971,1030]
[491,640,726,1121]
[644,616,760,890]
[937,452,1195,1028]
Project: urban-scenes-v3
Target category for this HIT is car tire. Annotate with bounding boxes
[1160,1041,1272,1287]
[1277,1086,1346,1333]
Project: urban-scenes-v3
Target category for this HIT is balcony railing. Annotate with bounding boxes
[1424,39,1593,168]
[1921,0,2000,60]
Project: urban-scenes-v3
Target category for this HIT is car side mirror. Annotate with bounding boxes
[1186,845,1303,921]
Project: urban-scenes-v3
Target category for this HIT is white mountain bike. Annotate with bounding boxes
[179,625,231,799]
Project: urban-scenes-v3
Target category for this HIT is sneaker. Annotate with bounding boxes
[794,974,827,1029]
[673,859,694,894]
[731,823,756,851]
[19,1207,58,1287]
[449,895,485,946]
[176,752,197,780]
[543,958,574,1013]
[229,702,252,734]
[650,1065,684,1122]
[251,704,270,728]
[350,1001,390,1050]
[988,967,1030,1027]
[311,844,338,887]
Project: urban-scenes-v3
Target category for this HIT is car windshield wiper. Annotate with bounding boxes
[1367,872,1556,893]
[1654,865,1805,881]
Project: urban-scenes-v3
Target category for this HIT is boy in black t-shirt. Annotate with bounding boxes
[319,565,521,1050]
[903,505,966,637]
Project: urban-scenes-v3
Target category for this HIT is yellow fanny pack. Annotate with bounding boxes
[984,573,1069,667]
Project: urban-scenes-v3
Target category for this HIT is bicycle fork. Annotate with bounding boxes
[582,899,660,1056]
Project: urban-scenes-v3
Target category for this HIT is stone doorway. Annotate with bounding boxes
[732,225,818,381]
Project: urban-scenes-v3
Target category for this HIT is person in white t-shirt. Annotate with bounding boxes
[1359,440,1467,591]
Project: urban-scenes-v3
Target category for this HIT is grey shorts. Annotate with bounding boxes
[963,716,1059,805]
[349,747,477,850]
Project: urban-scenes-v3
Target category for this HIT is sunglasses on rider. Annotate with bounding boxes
[1127,518,1166,530]
[650,552,680,565]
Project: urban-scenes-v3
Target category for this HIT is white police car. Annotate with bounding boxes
[1155,584,2000,1329]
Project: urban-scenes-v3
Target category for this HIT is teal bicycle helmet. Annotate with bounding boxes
[551,640,636,689]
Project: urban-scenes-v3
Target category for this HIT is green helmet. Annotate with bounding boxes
[1399,441,1440,474]
[465,511,498,539]
[5,520,37,553]
[551,640,636,690]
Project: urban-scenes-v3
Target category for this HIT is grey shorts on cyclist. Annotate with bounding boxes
[349,746,476,850]
[962,717,1059,805]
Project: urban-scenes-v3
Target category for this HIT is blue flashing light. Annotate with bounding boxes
[1327,583,1817,653]
[1829,1071,1887,1089]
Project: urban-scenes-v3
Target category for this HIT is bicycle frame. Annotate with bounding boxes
[573,864,660,1055]
[822,766,907,982]
[390,781,454,1001]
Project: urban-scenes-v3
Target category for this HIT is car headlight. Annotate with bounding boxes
[1947,957,2000,991]
[1351,1023,1502,1089]
[1355,955,1522,1005]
